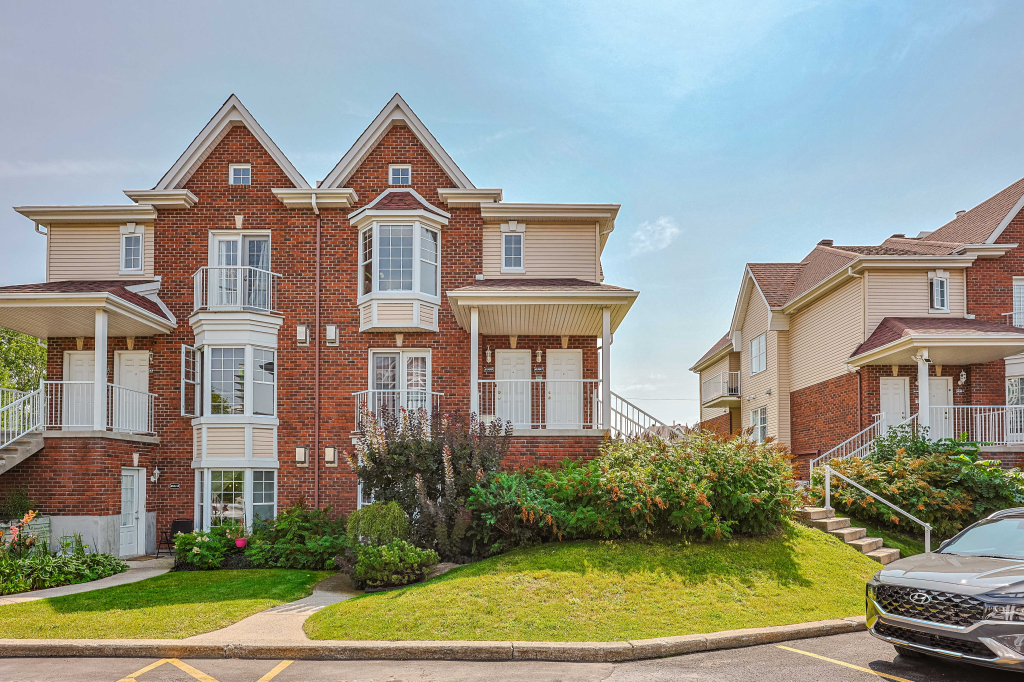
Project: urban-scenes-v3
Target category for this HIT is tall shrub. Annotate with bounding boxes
[346,501,409,546]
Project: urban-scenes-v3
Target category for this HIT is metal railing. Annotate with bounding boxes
[822,464,931,552]
[353,390,443,431]
[1002,311,1024,327]
[700,371,740,403]
[478,379,601,430]
[0,388,43,450]
[43,381,156,434]
[107,383,156,434]
[0,388,29,409]
[606,390,684,439]
[929,405,1024,445]
[192,266,281,313]
[808,412,918,477]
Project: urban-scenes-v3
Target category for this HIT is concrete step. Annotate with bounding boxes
[810,517,851,532]
[866,547,902,565]
[829,526,867,542]
[0,432,44,475]
[796,507,835,521]
[848,537,884,554]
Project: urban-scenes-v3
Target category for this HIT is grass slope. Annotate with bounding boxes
[0,569,329,639]
[305,523,877,642]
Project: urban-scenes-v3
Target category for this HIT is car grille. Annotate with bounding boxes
[875,622,995,659]
[874,585,986,627]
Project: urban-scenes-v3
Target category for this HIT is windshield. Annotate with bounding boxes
[941,518,1024,559]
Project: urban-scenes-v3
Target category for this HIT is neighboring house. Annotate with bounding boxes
[0,94,653,556]
[691,175,1024,477]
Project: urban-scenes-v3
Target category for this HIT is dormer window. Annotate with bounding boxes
[119,224,144,274]
[230,164,251,185]
[389,164,411,185]
[929,271,949,312]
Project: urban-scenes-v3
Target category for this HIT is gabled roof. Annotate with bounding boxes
[367,188,447,216]
[923,176,1024,245]
[690,333,733,372]
[746,263,803,307]
[850,316,1024,361]
[320,94,473,190]
[0,280,169,321]
[154,95,309,191]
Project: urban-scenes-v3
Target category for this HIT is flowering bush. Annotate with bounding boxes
[174,530,229,569]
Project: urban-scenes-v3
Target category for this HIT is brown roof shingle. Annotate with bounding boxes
[449,278,633,293]
[0,280,169,320]
[851,316,1024,357]
[692,333,732,369]
[372,190,446,216]
[923,176,1024,245]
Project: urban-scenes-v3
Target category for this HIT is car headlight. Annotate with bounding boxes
[984,603,1024,622]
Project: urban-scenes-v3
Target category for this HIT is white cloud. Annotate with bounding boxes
[630,216,681,256]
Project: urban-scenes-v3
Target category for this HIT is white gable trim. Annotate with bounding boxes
[320,93,473,190]
[348,187,450,219]
[153,95,309,191]
[986,189,1024,244]
[728,266,771,337]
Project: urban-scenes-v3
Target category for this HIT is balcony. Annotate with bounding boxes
[193,266,281,313]
[478,379,602,430]
[701,371,740,407]
[1003,311,1024,327]
[929,405,1024,445]
[353,390,444,431]
[42,381,155,435]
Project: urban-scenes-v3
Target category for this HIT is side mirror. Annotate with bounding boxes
[938,539,951,551]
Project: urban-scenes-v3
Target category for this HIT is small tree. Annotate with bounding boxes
[0,329,46,392]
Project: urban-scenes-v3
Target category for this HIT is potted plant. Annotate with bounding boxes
[226,517,248,548]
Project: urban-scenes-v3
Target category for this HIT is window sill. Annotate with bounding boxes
[929,308,951,314]
[500,268,527,274]
[191,415,279,427]
[119,269,145,276]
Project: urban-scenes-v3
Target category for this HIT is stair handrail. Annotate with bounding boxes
[809,412,919,476]
[0,387,43,450]
[822,464,931,552]
[607,391,683,440]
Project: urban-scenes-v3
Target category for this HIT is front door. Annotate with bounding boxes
[63,351,95,430]
[119,468,143,557]
[929,377,953,440]
[546,350,583,428]
[878,377,908,431]
[495,350,531,428]
[113,352,150,432]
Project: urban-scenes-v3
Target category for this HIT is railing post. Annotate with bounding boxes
[824,466,832,510]
[925,524,931,553]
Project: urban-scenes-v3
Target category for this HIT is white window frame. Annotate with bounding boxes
[252,348,276,417]
[252,470,277,522]
[367,348,432,394]
[749,333,767,375]
[389,164,411,185]
[195,468,278,531]
[929,271,949,313]
[181,344,202,417]
[750,406,767,443]
[502,233,525,273]
[356,223,441,303]
[201,344,277,418]
[229,163,251,186]
[119,224,145,275]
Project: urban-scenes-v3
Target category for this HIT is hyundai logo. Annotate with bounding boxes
[910,592,932,605]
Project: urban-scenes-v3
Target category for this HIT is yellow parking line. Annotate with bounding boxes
[776,645,916,682]
[115,658,172,682]
[256,659,294,682]
[166,658,221,682]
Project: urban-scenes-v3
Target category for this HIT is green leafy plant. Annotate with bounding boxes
[0,529,127,595]
[350,539,439,589]
[0,328,46,392]
[0,490,36,523]
[174,530,229,569]
[346,501,409,546]
[244,499,347,569]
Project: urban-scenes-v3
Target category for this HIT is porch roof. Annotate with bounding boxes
[0,280,176,338]
[446,278,638,336]
[848,316,1024,367]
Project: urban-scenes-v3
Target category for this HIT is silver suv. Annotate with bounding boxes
[867,508,1024,673]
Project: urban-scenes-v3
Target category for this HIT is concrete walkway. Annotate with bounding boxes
[0,556,173,605]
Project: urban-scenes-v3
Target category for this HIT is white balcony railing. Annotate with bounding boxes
[478,379,602,430]
[929,405,1024,445]
[353,389,443,431]
[701,371,740,403]
[1002,311,1024,327]
[42,381,155,435]
[192,266,281,313]
[0,388,43,449]
[107,383,156,434]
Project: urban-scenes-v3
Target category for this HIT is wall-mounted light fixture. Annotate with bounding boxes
[485,347,492,363]
[324,446,337,467]
[959,370,968,386]
[325,324,339,346]
[295,446,309,467]
[150,467,161,483]
[297,324,310,346]
[535,349,543,363]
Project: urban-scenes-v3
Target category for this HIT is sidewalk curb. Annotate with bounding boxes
[0,616,867,662]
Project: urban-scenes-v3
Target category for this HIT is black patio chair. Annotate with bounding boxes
[156,518,194,558]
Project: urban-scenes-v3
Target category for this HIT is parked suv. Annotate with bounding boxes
[866,508,1024,672]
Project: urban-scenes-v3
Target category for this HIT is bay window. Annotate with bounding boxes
[195,468,278,530]
[210,470,245,526]
[357,223,440,300]
[253,349,275,416]
[184,345,276,418]
[211,348,245,415]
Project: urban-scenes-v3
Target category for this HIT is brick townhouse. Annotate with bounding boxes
[691,176,1024,478]
[0,94,658,557]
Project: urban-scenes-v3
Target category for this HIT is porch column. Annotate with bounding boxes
[93,309,108,431]
[916,349,930,435]
[601,306,611,430]
[470,306,479,417]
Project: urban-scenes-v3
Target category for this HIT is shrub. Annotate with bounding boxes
[245,499,347,569]
[0,529,127,595]
[174,530,229,569]
[346,501,409,546]
[0,489,35,522]
[466,471,567,555]
[810,425,1024,537]
[350,539,439,589]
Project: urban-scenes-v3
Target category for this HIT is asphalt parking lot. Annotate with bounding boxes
[0,632,1016,682]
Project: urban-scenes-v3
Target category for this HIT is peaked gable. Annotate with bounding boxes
[154,95,309,190]
[320,94,473,190]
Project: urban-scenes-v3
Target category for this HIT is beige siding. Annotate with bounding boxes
[205,427,245,457]
[419,304,435,327]
[699,354,731,422]
[865,269,965,336]
[775,330,791,447]
[252,428,275,459]
[739,294,775,436]
[359,304,372,327]
[482,223,598,279]
[377,302,414,324]
[789,278,864,392]
[47,224,154,282]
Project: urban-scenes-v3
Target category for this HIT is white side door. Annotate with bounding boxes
[878,377,908,431]
[929,377,953,440]
[495,350,531,428]
[114,352,150,432]
[546,350,582,428]
[63,351,95,430]
[119,468,141,557]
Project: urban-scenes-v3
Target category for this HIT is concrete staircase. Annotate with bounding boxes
[0,432,44,476]
[797,507,901,565]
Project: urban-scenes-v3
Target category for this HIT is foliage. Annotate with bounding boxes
[346,501,409,547]
[350,539,439,589]
[467,432,799,557]
[810,425,1024,537]
[0,489,36,522]
[347,408,512,561]
[0,328,46,392]
[245,499,347,569]
[174,530,229,569]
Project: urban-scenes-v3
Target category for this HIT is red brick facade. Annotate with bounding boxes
[699,413,732,435]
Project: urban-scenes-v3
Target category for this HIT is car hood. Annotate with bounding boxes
[879,552,1024,594]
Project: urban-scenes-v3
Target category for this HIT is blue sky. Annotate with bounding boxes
[3,1,1024,424]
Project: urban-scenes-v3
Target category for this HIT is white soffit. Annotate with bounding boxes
[123,189,198,209]
[153,94,309,191]
[272,188,359,209]
[438,188,503,207]
[14,204,158,227]
[320,93,474,190]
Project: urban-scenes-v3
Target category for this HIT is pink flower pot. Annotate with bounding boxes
[235,538,247,548]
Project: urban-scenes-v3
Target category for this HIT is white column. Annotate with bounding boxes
[93,309,108,431]
[470,307,479,417]
[601,307,611,430]
[916,349,930,435]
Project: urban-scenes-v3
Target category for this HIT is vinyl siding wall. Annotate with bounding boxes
[789,278,865,392]
[482,223,599,280]
[740,294,777,438]
[47,224,155,282]
[865,269,965,336]
[699,354,731,422]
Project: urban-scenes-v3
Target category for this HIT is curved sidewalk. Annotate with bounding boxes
[0,556,173,605]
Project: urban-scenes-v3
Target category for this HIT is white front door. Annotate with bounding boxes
[546,350,583,428]
[119,468,143,557]
[113,352,150,432]
[929,377,953,440]
[879,377,908,430]
[63,351,95,430]
[495,350,531,428]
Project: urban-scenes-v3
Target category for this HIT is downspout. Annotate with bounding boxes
[312,192,321,509]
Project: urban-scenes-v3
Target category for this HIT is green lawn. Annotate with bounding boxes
[0,569,330,639]
[305,523,877,642]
